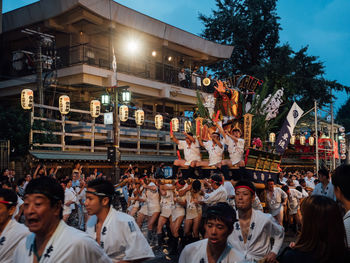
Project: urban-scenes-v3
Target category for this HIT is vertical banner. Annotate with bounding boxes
[244,113,253,148]
[275,102,304,154]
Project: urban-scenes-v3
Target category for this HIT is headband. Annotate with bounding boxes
[86,190,110,197]
[234,185,255,195]
[0,200,16,205]
[25,189,62,202]
[211,179,223,185]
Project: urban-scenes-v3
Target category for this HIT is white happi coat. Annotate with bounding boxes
[178,140,201,165]
[179,239,245,263]
[203,140,224,166]
[86,207,154,261]
[287,189,303,215]
[13,220,111,263]
[228,209,284,261]
[266,187,287,216]
[223,136,245,165]
[203,185,228,206]
[0,219,29,263]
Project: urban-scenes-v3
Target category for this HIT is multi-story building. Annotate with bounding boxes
[0,0,233,172]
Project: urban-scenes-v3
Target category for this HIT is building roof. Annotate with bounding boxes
[2,0,233,59]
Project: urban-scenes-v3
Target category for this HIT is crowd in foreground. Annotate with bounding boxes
[1,164,350,263]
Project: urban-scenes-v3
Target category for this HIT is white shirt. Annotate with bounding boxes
[0,219,29,263]
[12,196,24,219]
[13,220,111,263]
[266,187,287,212]
[203,185,228,205]
[146,182,160,207]
[228,209,284,261]
[178,140,201,164]
[179,239,244,263]
[312,181,336,200]
[305,177,315,189]
[203,140,224,166]
[63,188,76,216]
[86,207,154,261]
[344,210,350,247]
[160,184,175,209]
[288,189,303,211]
[223,136,245,164]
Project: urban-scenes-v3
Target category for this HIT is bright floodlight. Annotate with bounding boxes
[127,39,139,53]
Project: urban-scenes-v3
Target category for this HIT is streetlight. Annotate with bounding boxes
[101,93,110,106]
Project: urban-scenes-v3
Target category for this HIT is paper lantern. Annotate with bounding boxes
[202,78,211,86]
[340,138,346,144]
[340,133,346,137]
[155,114,163,130]
[339,127,345,133]
[269,132,276,143]
[290,135,296,145]
[59,95,70,115]
[90,100,100,118]
[119,105,128,122]
[171,118,179,132]
[184,121,192,133]
[341,148,346,154]
[135,109,144,126]
[340,143,346,149]
[300,135,306,145]
[341,154,347,160]
[21,89,34,109]
[308,136,314,146]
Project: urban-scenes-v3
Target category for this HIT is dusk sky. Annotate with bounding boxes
[3,0,350,113]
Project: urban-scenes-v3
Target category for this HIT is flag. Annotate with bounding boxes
[275,102,304,154]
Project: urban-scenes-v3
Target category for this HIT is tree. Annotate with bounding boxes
[199,0,280,78]
[336,98,350,131]
[200,0,349,112]
[0,105,31,157]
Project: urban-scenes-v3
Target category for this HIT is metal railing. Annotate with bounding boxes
[56,43,212,92]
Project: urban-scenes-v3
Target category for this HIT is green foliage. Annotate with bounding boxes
[199,0,349,111]
[0,105,31,157]
[336,97,350,131]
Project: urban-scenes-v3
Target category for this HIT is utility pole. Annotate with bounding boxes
[314,100,319,175]
[112,49,120,184]
[330,96,336,170]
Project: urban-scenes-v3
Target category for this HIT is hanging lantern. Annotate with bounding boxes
[269,132,276,143]
[21,89,34,110]
[290,135,296,145]
[90,100,100,118]
[202,78,211,87]
[340,138,346,144]
[59,95,70,115]
[308,136,314,146]
[135,109,144,126]
[340,133,346,137]
[119,105,128,122]
[171,118,179,132]
[184,120,192,133]
[155,114,163,130]
[121,89,131,103]
[339,127,345,133]
[341,154,347,160]
[300,135,306,145]
[341,148,346,154]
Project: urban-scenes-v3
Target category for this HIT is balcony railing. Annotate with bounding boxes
[56,43,214,92]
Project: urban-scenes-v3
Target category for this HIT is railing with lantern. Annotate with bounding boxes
[28,103,186,157]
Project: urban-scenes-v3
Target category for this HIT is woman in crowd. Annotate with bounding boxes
[279,195,350,263]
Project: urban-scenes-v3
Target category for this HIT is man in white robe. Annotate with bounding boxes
[265,179,287,225]
[228,180,284,262]
[85,178,154,262]
[179,202,244,263]
[201,174,228,206]
[0,188,29,263]
[13,177,111,263]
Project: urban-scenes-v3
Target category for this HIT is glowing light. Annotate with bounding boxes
[152,51,157,57]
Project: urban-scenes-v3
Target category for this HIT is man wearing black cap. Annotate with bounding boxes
[179,202,244,262]
[0,188,29,262]
[13,177,111,263]
[228,180,284,262]
[85,178,154,262]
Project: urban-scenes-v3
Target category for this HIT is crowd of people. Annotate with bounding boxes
[1,160,350,262]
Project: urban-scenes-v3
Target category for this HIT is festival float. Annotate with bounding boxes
[178,75,290,184]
